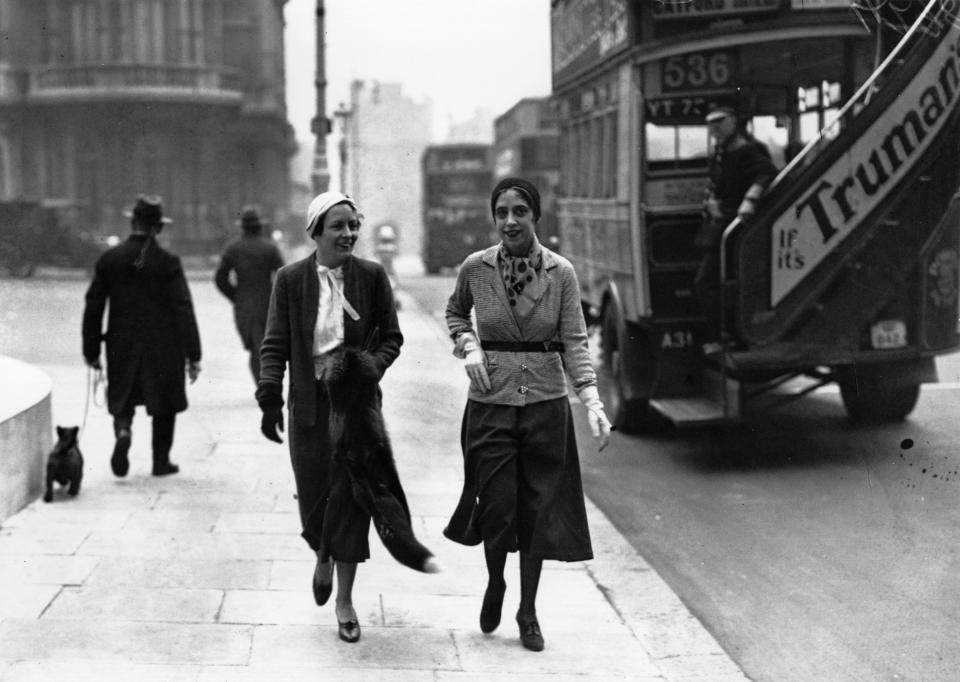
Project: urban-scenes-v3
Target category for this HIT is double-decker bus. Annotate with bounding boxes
[551,0,960,431]
[421,143,493,273]
[493,97,562,250]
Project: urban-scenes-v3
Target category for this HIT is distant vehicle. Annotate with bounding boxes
[421,143,493,274]
[0,200,104,276]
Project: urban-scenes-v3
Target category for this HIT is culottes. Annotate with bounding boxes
[444,396,593,562]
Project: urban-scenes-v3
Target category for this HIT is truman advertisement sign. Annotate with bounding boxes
[770,12,960,305]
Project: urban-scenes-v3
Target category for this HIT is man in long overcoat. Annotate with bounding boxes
[214,206,284,383]
[82,195,202,477]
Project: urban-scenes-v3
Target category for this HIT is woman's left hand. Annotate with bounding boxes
[578,385,611,451]
[464,347,491,393]
[587,406,612,451]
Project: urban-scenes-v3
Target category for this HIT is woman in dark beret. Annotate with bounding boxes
[444,177,612,652]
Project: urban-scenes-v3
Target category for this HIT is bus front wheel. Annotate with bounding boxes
[600,306,655,434]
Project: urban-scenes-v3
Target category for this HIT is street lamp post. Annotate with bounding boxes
[310,0,331,194]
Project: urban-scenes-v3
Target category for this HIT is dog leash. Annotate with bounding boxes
[80,365,106,437]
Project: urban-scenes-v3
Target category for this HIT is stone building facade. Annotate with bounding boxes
[0,0,295,253]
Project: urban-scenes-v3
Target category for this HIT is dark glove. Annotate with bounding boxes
[260,406,284,444]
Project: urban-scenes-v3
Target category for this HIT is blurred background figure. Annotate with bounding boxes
[374,223,401,305]
[215,207,285,384]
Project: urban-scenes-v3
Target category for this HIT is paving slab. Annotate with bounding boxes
[248,625,460,669]
[0,620,252,666]
[83,556,272,590]
[0,554,99,586]
[2,661,201,682]
[42,585,224,623]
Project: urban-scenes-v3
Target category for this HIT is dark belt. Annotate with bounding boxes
[480,340,565,353]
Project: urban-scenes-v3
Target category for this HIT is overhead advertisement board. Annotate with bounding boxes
[652,0,780,20]
[551,0,633,86]
[769,21,960,305]
[791,0,851,8]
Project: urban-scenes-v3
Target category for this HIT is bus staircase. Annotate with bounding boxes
[651,0,960,426]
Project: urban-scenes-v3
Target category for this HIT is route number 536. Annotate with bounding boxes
[661,51,736,92]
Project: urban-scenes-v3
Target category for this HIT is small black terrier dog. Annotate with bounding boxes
[44,426,84,503]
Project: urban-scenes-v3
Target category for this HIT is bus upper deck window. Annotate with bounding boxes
[677,126,708,160]
[798,80,842,143]
[646,124,677,161]
[645,123,708,169]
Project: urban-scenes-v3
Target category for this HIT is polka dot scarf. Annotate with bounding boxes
[499,241,543,320]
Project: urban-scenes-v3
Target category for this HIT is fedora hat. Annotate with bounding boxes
[123,195,172,226]
[237,206,268,231]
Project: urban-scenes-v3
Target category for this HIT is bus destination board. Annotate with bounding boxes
[652,0,780,21]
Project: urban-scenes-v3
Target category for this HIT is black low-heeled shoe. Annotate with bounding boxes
[312,561,333,606]
[338,618,361,643]
[479,580,506,633]
[516,612,544,652]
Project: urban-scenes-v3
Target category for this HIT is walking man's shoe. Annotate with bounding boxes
[152,461,179,476]
[110,429,131,477]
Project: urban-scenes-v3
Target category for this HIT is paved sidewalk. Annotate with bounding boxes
[0,282,749,681]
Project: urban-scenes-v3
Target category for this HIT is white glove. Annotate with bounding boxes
[578,385,611,451]
[461,337,491,393]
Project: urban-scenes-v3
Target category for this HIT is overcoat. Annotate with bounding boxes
[82,235,202,416]
[214,234,284,350]
[256,253,403,558]
[256,253,402,425]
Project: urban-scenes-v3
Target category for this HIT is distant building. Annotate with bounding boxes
[445,107,495,144]
[492,97,560,249]
[0,0,295,254]
[338,80,432,262]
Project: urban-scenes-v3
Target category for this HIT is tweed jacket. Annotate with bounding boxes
[257,253,402,427]
[446,243,596,406]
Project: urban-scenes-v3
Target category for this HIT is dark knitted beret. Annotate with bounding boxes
[490,177,541,222]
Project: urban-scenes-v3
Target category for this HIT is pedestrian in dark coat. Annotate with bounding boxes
[444,177,612,652]
[256,191,432,645]
[82,195,202,477]
[214,206,284,383]
[695,103,777,350]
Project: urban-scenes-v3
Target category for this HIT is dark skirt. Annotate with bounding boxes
[288,382,371,562]
[444,397,593,562]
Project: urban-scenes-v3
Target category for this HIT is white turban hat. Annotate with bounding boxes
[305,191,358,237]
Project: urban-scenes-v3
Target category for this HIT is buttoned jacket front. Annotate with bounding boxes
[446,243,596,406]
